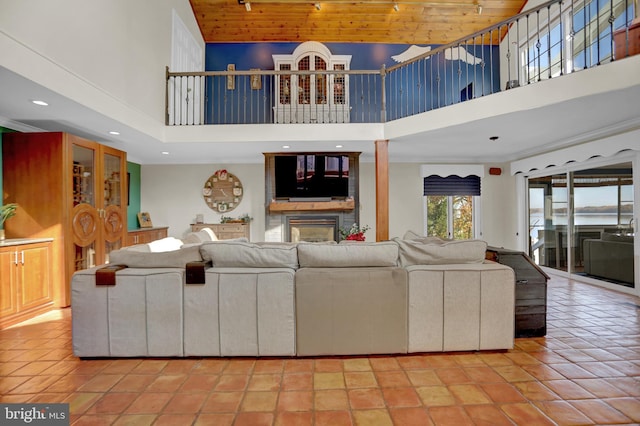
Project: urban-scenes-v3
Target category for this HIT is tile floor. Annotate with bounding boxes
[1,276,639,425]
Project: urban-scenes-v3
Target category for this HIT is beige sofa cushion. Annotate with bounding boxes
[394,237,487,266]
[182,229,217,244]
[109,244,203,268]
[297,241,398,267]
[199,240,298,269]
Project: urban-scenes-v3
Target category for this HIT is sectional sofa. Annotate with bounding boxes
[71,232,515,358]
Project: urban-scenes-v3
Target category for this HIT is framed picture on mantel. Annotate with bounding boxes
[137,212,153,228]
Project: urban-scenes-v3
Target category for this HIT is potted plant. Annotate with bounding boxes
[0,203,18,240]
[339,223,370,242]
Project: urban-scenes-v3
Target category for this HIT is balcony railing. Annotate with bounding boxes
[166,0,636,126]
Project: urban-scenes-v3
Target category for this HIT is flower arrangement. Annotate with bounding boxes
[220,213,253,224]
[339,223,370,241]
[0,203,18,229]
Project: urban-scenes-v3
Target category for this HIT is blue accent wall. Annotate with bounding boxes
[204,42,500,124]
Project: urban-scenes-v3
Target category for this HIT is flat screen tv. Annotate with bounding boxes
[274,154,349,200]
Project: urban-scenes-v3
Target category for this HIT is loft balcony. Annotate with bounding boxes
[166,0,639,128]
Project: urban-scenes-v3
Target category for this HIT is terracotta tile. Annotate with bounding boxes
[284,359,314,373]
[434,367,471,385]
[11,375,62,394]
[194,413,235,426]
[542,379,595,399]
[100,359,142,374]
[223,359,255,375]
[481,383,527,403]
[570,399,633,424]
[233,412,274,426]
[28,392,70,403]
[153,413,197,426]
[425,355,459,368]
[214,374,249,391]
[192,359,228,374]
[125,393,172,414]
[396,355,431,370]
[65,392,103,415]
[0,361,28,375]
[201,391,243,412]
[10,360,58,375]
[406,369,443,387]
[344,371,378,388]
[315,389,349,410]
[347,388,386,409]
[451,353,486,367]
[130,360,168,375]
[463,366,505,383]
[604,377,640,396]
[146,374,188,392]
[275,411,313,426]
[110,374,155,392]
[179,374,219,392]
[343,358,372,372]
[534,400,595,425]
[314,410,353,426]
[548,362,597,379]
[254,359,285,374]
[476,352,514,367]
[389,407,433,425]
[428,405,474,425]
[513,381,560,401]
[381,387,422,407]
[162,359,199,374]
[368,357,401,371]
[449,384,492,405]
[580,348,623,361]
[277,390,314,411]
[500,402,556,426]
[112,414,157,426]
[314,372,345,389]
[464,405,514,426]
[606,397,640,422]
[247,373,282,391]
[573,377,629,398]
[351,409,393,426]
[239,391,278,412]
[493,365,537,382]
[602,360,640,376]
[86,392,135,414]
[415,385,456,406]
[281,372,313,391]
[314,358,344,372]
[579,361,628,378]
[72,414,119,425]
[374,371,411,387]
[162,392,207,413]
[521,364,566,381]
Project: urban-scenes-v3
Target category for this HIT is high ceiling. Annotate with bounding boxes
[189,0,526,44]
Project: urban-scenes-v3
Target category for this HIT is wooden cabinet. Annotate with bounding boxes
[191,223,250,240]
[127,227,169,245]
[0,240,53,329]
[486,246,549,338]
[3,132,127,307]
[273,42,351,124]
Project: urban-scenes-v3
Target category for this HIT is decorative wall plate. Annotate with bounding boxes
[203,169,243,212]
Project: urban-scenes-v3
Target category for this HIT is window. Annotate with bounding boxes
[423,173,481,240]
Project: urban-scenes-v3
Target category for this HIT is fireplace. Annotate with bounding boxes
[287,216,339,242]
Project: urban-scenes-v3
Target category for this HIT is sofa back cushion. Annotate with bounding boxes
[297,241,399,267]
[109,244,203,268]
[394,237,487,266]
[200,240,299,269]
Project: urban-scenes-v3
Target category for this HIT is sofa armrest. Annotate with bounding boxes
[186,261,211,284]
[95,264,128,286]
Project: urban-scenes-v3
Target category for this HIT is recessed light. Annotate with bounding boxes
[282,145,290,149]
[31,100,48,106]
[109,131,120,135]
[336,144,343,148]
[161,151,170,155]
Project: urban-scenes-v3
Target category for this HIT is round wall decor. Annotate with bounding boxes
[203,169,243,213]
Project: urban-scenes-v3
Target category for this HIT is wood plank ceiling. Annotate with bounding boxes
[189,0,526,45]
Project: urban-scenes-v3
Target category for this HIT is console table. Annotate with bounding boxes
[191,223,250,240]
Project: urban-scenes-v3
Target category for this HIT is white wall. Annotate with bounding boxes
[141,161,519,246]
[0,0,202,127]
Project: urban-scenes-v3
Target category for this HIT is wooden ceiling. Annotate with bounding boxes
[189,0,526,45]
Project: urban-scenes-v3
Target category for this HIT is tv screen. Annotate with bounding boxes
[275,154,349,199]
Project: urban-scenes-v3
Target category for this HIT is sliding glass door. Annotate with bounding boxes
[528,162,634,288]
